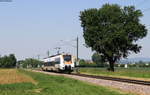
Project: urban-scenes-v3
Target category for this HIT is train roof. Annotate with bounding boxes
[43,53,71,59]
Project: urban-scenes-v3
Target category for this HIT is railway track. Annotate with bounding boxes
[71,73,150,86]
[37,69,150,86]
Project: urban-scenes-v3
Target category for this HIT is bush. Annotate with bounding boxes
[78,59,108,67]
[0,54,17,68]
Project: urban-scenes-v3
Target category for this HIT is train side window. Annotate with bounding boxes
[55,58,60,64]
[44,62,48,66]
[48,62,53,66]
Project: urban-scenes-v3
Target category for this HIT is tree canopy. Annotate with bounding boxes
[80,4,147,71]
[0,54,17,68]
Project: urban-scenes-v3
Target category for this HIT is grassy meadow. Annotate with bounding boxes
[77,67,150,80]
[0,69,135,95]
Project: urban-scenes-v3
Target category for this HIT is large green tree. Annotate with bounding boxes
[80,4,147,71]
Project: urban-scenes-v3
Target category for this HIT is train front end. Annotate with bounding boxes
[60,54,75,72]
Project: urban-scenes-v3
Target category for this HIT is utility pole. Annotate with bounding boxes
[77,37,79,61]
[37,55,40,60]
[75,36,79,73]
[76,36,79,66]
[47,51,50,57]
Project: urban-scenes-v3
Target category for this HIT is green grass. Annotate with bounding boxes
[0,69,135,95]
[77,67,150,79]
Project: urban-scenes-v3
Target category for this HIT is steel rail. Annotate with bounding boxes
[71,73,150,86]
[39,69,150,86]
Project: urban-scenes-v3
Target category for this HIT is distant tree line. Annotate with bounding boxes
[79,52,150,68]
[78,53,109,67]
[115,61,150,68]
[17,58,43,68]
[0,54,17,68]
[79,59,98,67]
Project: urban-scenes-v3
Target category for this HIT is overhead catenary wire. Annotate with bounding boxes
[136,0,149,7]
[126,0,135,6]
[131,0,136,6]
[100,0,106,5]
[146,24,150,26]
[60,36,85,49]
[61,42,76,48]
[60,39,77,48]
[142,7,150,13]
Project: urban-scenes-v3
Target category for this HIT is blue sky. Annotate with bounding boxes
[0,0,150,60]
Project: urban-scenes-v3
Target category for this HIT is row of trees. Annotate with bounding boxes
[116,61,150,68]
[79,60,150,68]
[17,58,43,68]
[79,53,150,68]
[79,53,109,67]
[0,54,42,68]
[0,54,17,68]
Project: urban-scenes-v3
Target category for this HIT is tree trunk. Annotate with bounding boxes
[108,61,115,72]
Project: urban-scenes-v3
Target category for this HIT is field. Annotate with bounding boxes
[77,67,150,80]
[0,69,36,84]
[0,69,135,95]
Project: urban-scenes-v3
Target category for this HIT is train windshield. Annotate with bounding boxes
[63,55,71,62]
